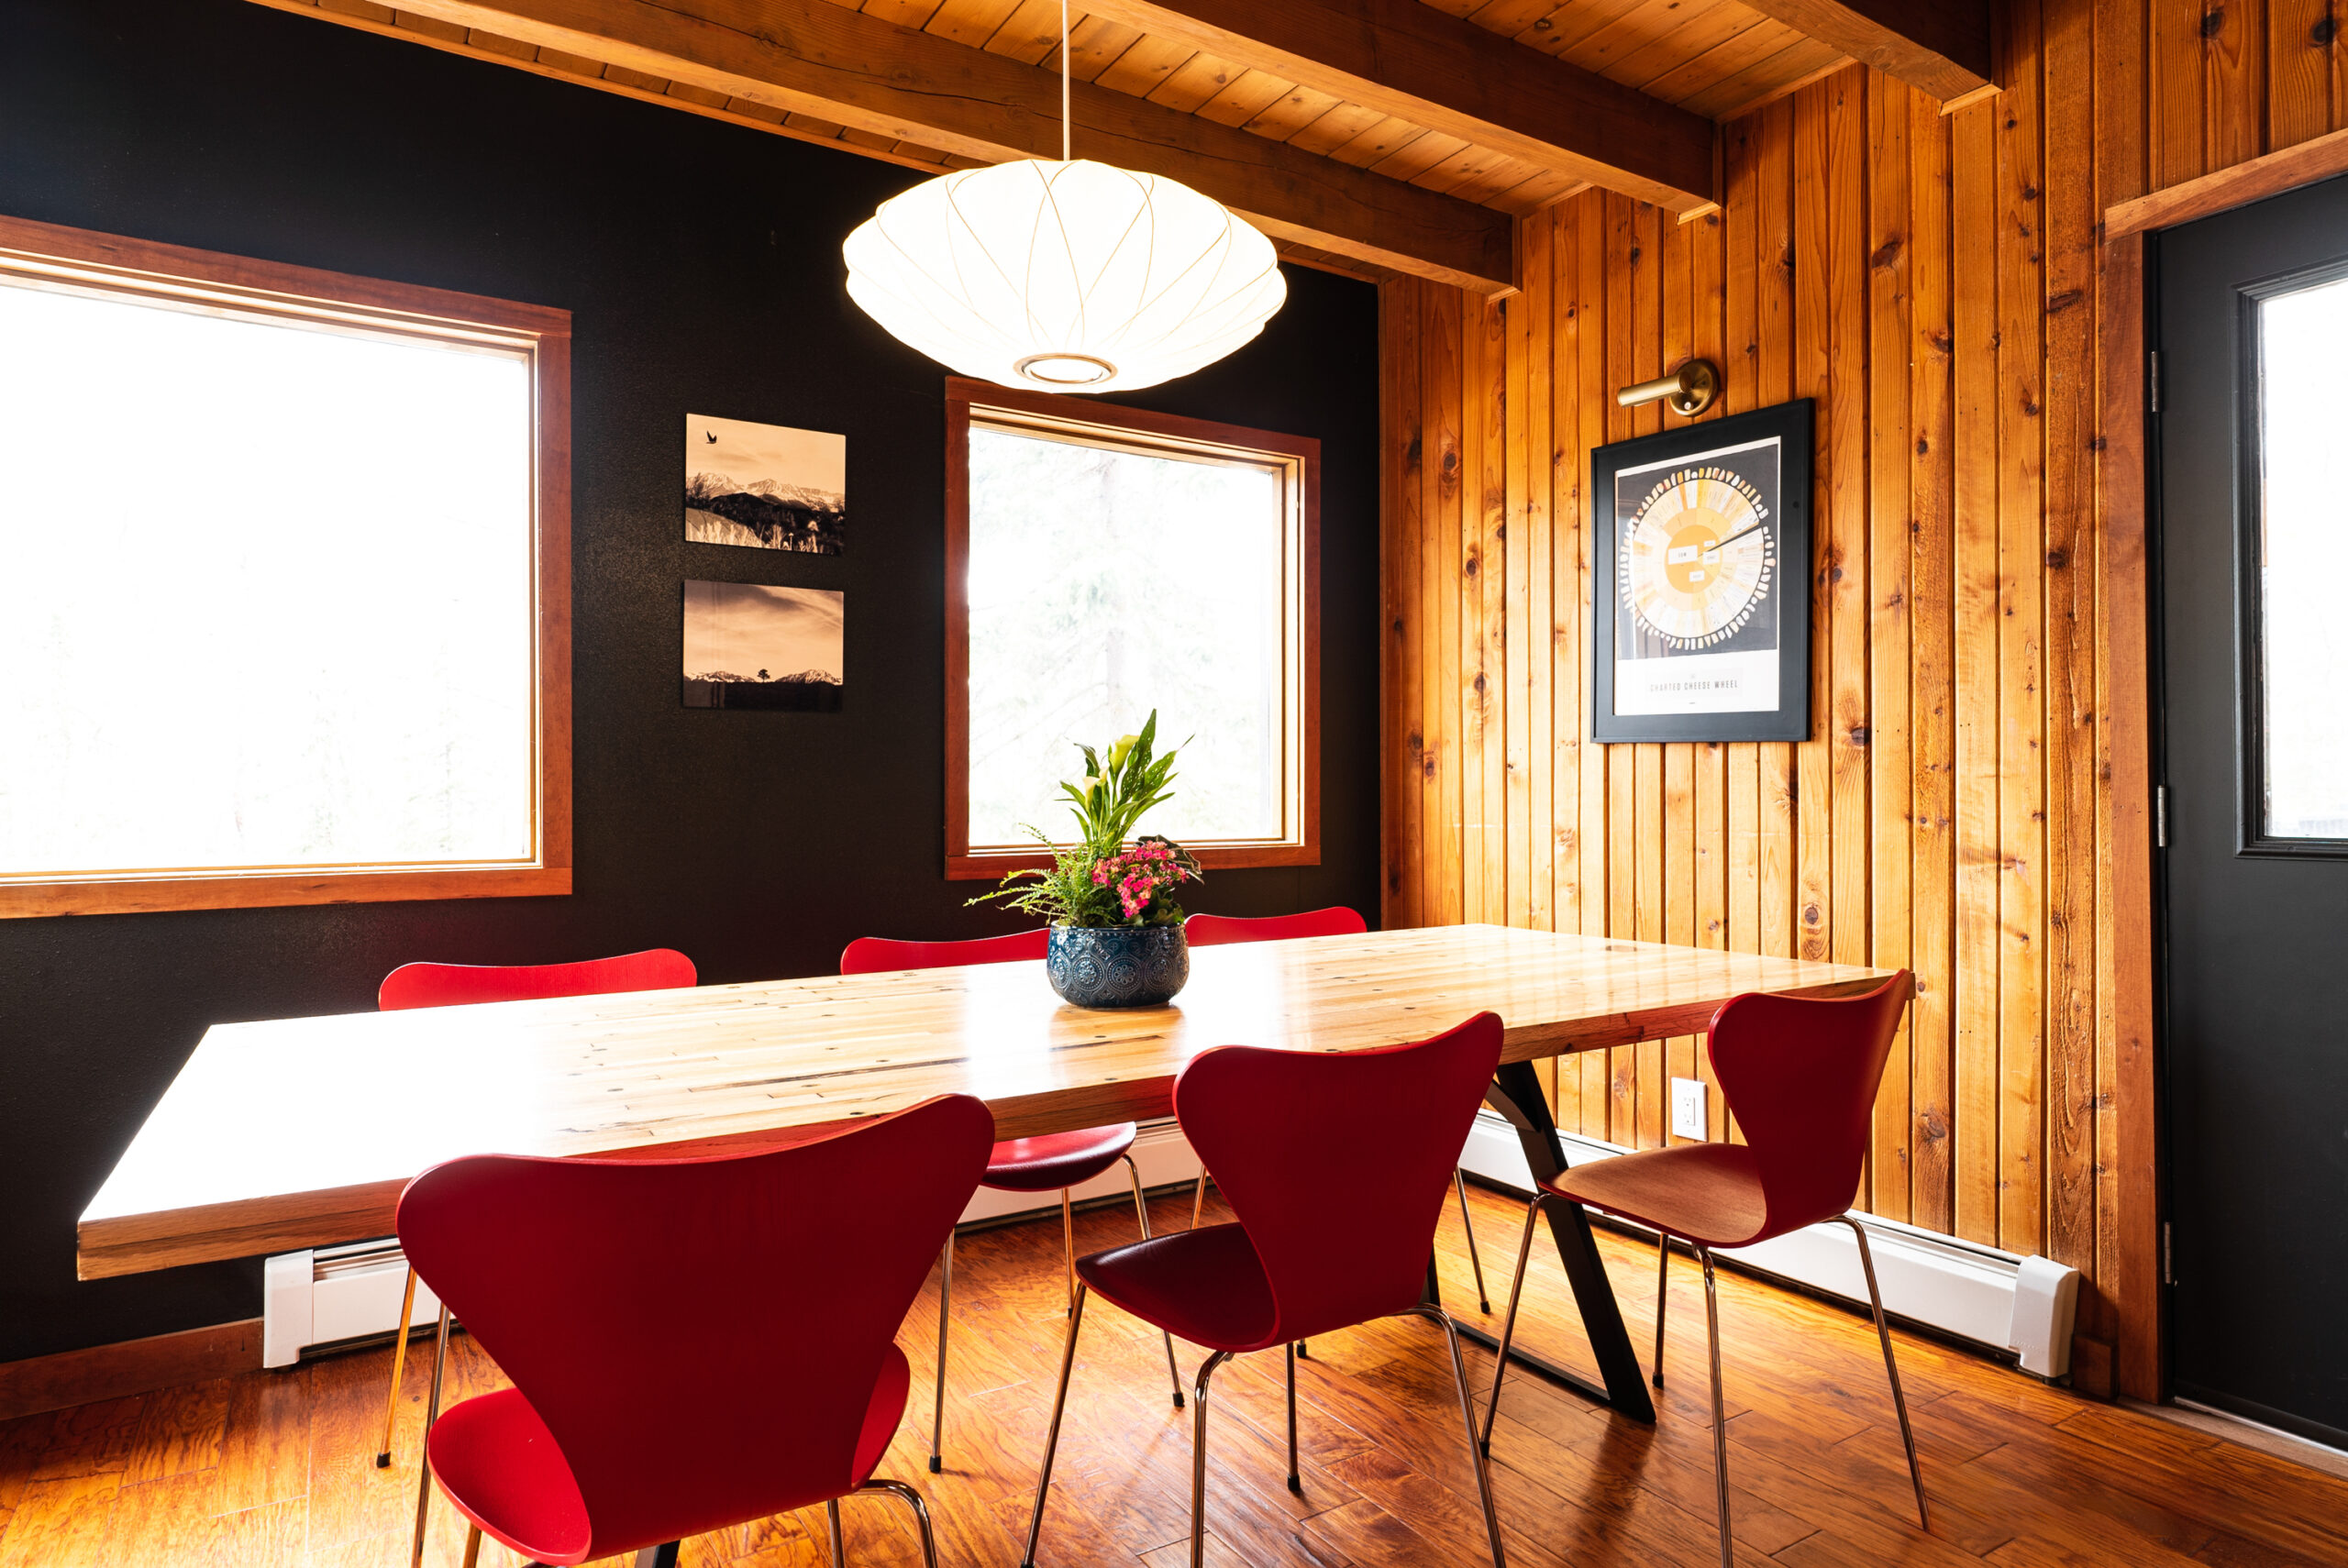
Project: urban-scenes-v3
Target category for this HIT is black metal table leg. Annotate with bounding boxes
[1423,1061,1656,1424]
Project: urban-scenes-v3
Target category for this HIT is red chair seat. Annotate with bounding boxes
[1545,1143,1769,1251]
[982,1123,1137,1193]
[428,1345,913,1565]
[1075,1224,1278,1353]
[426,1387,591,1565]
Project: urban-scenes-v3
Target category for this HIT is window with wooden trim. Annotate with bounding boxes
[0,217,570,918]
[945,378,1318,879]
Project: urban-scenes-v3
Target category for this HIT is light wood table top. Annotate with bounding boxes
[78,925,1891,1279]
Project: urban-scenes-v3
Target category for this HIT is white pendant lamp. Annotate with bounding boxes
[841,0,1285,393]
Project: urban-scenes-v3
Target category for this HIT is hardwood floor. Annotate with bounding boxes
[7,1181,2345,1568]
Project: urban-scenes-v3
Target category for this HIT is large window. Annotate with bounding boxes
[0,217,570,917]
[946,380,1318,878]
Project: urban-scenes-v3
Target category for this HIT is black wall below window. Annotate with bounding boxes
[0,0,1381,1364]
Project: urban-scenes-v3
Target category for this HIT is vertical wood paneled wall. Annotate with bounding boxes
[1378,0,2344,1389]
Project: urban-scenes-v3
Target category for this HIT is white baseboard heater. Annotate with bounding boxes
[1456,1110,2081,1380]
[261,1113,2075,1380]
[263,1238,442,1368]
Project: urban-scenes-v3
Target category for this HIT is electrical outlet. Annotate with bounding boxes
[1670,1077,1708,1142]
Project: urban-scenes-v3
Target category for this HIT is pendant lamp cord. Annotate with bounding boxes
[1060,0,1071,161]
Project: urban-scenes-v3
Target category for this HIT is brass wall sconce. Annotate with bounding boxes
[1615,359,1721,418]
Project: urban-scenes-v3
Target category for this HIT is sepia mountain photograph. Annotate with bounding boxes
[685,413,846,554]
[681,580,843,711]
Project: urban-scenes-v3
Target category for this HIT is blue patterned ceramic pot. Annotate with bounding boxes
[1047,923,1190,1009]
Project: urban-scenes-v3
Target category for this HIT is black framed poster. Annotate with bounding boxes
[1591,400,1813,744]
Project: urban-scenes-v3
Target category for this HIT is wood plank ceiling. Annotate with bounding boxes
[260,0,1901,289]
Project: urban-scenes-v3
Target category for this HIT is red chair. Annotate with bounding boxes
[377,948,698,1011]
[839,929,1047,973]
[372,949,697,1472]
[840,931,1183,1470]
[398,1093,993,1568]
[1479,973,1926,1568]
[1021,1012,1510,1568]
[1183,908,1493,1314]
[1182,907,1368,946]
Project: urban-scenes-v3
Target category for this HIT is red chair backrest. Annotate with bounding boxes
[1175,1011,1503,1344]
[378,949,697,1010]
[397,1094,994,1557]
[1705,972,1913,1239]
[1184,908,1368,947]
[838,929,1047,975]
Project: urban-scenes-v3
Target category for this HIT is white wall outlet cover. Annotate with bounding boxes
[1670,1077,1708,1142]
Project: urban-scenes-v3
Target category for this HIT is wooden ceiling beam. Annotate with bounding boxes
[1072,0,1718,214]
[294,0,1515,292]
[1725,0,1996,103]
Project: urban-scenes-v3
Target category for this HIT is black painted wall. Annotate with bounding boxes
[0,0,1381,1364]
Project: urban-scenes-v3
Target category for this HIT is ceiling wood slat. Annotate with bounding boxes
[1281,99,1391,156]
[1607,6,1774,94]
[1089,31,1199,94]
[1240,82,1348,141]
[916,0,1024,47]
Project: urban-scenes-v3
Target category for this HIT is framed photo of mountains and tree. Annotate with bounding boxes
[1590,400,1813,744]
[685,414,846,554]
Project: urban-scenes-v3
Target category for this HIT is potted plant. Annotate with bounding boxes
[969,712,1202,1008]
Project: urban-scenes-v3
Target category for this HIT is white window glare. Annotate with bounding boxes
[0,279,537,879]
[964,423,1290,849]
[2257,273,2348,841]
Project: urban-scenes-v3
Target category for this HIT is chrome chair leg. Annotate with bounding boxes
[1653,1231,1670,1389]
[1699,1248,1732,1568]
[1405,1306,1506,1568]
[1844,1215,1929,1529]
[409,1305,451,1568]
[1191,1169,1208,1229]
[1020,1284,1089,1568]
[1187,1350,1236,1568]
[1124,1154,1187,1408]
[1479,1197,1544,1452]
[858,1479,942,1568]
[630,1545,680,1568]
[929,1234,953,1473]
[1283,1341,1301,1493]
[825,1496,846,1568]
[1060,1189,1078,1313]
[376,1264,417,1467]
[460,1523,482,1568]
[1455,1170,1491,1312]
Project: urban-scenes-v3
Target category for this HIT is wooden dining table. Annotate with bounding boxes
[81,923,1895,1425]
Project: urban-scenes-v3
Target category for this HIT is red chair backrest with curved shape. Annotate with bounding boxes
[838,929,1047,975]
[1175,1011,1503,1345]
[1184,907,1368,946]
[397,1094,995,1561]
[1704,971,1913,1241]
[378,949,697,1011]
